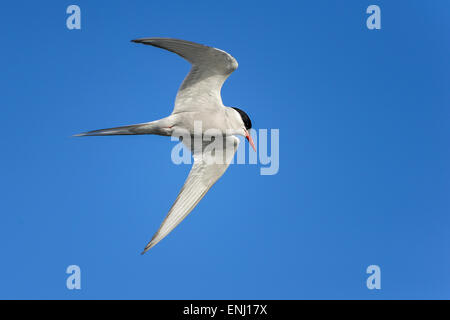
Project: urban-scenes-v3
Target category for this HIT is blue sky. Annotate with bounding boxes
[0,1,449,299]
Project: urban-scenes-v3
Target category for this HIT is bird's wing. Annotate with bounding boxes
[142,135,240,253]
[132,38,238,114]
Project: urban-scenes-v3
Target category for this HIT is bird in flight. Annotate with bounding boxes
[75,38,255,254]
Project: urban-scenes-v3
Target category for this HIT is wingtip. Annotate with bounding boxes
[141,239,157,254]
[131,38,150,44]
[141,247,151,255]
[131,38,165,45]
[72,133,86,137]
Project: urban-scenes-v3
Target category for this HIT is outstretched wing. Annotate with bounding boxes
[132,38,238,113]
[142,136,240,253]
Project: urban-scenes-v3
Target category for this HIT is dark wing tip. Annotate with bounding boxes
[141,245,152,255]
[131,38,158,44]
[131,39,146,44]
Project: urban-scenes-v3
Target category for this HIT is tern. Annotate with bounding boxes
[75,38,255,254]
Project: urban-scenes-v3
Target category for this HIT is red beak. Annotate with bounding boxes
[245,130,256,152]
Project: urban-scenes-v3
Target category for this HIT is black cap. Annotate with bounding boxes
[232,107,252,130]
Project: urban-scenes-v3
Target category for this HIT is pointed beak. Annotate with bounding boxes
[245,130,256,152]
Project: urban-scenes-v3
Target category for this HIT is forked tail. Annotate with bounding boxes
[73,118,172,137]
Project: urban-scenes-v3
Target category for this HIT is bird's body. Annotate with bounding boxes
[75,38,255,253]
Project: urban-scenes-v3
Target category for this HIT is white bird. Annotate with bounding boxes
[75,38,255,254]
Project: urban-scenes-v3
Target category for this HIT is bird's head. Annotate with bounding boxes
[231,107,256,152]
